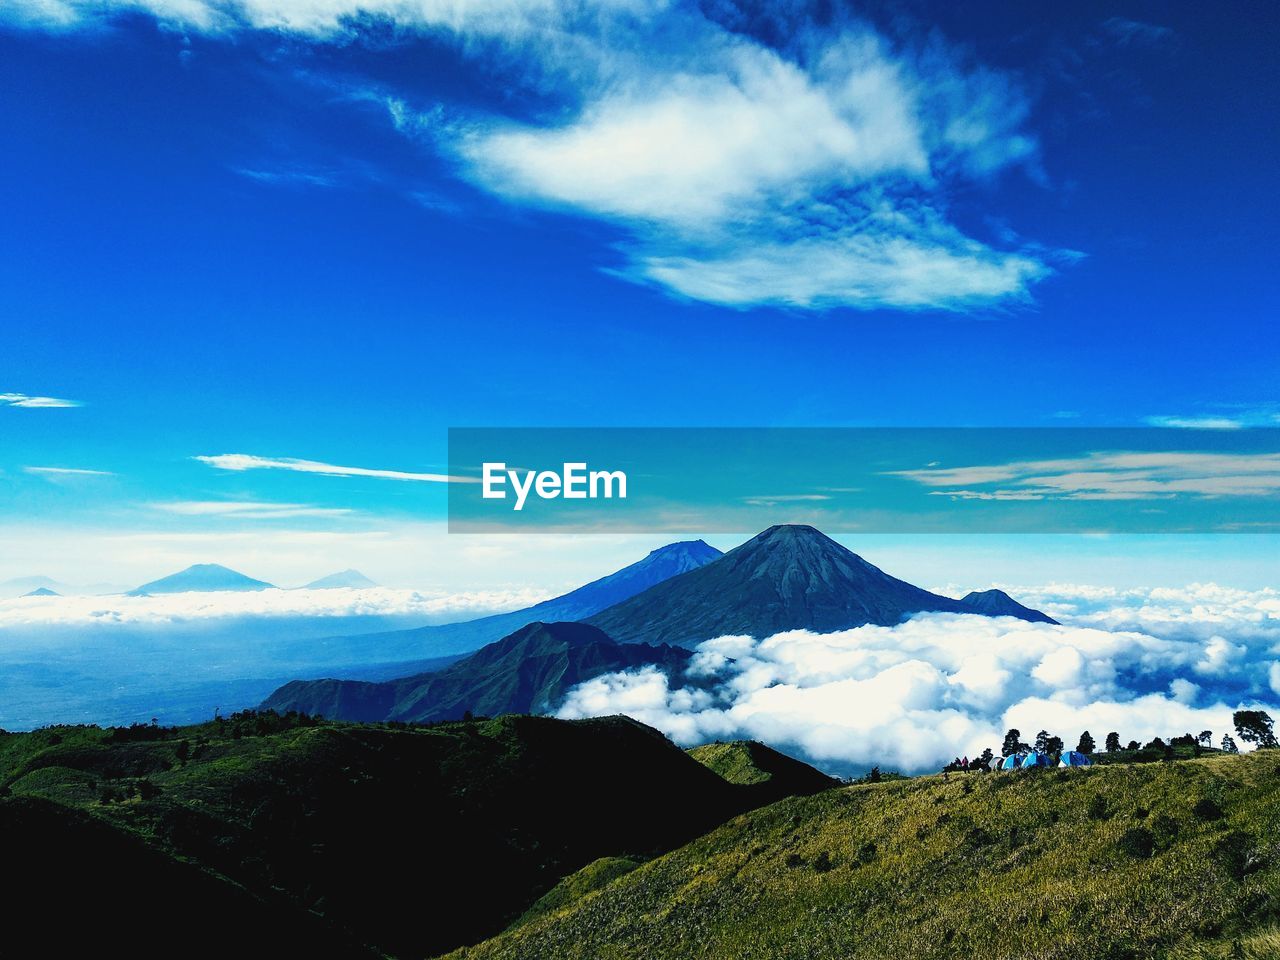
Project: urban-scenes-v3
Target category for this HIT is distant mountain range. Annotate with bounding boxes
[127,563,275,596]
[301,569,379,590]
[21,587,60,598]
[312,539,723,661]
[264,621,692,723]
[586,524,1056,647]
[265,526,1055,723]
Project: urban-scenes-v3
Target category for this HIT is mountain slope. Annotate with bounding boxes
[688,740,839,802]
[128,563,275,595]
[302,569,378,590]
[959,588,1058,624]
[0,795,376,958]
[0,713,755,959]
[446,751,1280,960]
[262,621,692,723]
[317,539,722,662]
[21,587,60,597]
[586,524,1052,647]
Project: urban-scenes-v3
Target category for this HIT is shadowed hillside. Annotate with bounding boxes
[263,621,692,723]
[0,795,379,959]
[445,752,1280,960]
[0,711,772,958]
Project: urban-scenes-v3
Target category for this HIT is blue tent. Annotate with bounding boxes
[1059,751,1093,767]
[1020,751,1052,769]
[1000,754,1023,771]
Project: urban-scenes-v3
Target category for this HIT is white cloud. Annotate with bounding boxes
[150,500,353,519]
[1,392,81,408]
[4,0,1059,313]
[1146,416,1243,430]
[0,584,549,627]
[456,27,1053,311]
[897,450,1280,501]
[558,582,1280,774]
[24,466,113,476]
[195,453,477,483]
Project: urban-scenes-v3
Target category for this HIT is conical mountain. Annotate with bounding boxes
[127,563,275,596]
[586,525,1049,647]
[959,589,1058,624]
[302,569,378,590]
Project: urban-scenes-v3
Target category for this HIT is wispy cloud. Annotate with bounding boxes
[1146,416,1243,430]
[894,451,1280,501]
[150,500,353,519]
[741,494,832,507]
[24,466,113,476]
[1,392,81,408]
[453,25,1057,311]
[195,453,478,483]
[3,0,1064,313]
[232,166,338,188]
[1101,17,1177,49]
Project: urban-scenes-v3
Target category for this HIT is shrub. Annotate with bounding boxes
[1192,797,1225,821]
[1087,794,1109,821]
[1117,827,1155,860]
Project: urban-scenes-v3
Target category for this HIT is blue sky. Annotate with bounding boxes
[1,1,1278,589]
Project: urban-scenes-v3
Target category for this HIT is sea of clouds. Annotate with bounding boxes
[0,585,549,629]
[557,582,1280,776]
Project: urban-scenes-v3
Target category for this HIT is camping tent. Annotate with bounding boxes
[1019,751,1052,769]
[1000,754,1023,771]
[1059,751,1093,767]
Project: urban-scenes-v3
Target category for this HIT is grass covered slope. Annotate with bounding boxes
[689,739,839,801]
[0,712,745,959]
[446,753,1280,960]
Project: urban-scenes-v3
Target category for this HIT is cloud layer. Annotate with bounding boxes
[557,581,1280,775]
[0,584,548,627]
[4,0,1059,312]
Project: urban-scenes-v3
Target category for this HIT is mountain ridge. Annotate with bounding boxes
[262,621,693,723]
[306,539,723,663]
[586,524,1054,647]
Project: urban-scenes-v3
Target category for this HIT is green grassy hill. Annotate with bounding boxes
[445,752,1280,960]
[0,712,757,959]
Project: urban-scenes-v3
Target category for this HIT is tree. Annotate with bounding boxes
[1002,728,1024,757]
[1105,732,1121,752]
[1034,730,1052,753]
[1126,740,1141,750]
[1045,735,1065,757]
[1144,737,1166,750]
[1221,734,1239,754]
[1077,731,1096,754]
[974,748,994,771]
[1198,730,1213,747]
[1233,710,1278,749]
